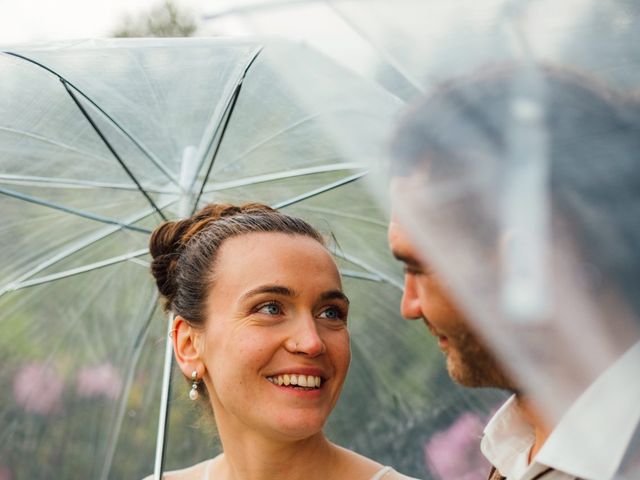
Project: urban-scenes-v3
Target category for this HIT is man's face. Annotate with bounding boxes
[388,218,512,389]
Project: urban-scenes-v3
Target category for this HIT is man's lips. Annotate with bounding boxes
[423,319,449,350]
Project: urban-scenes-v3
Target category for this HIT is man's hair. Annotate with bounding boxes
[390,64,640,317]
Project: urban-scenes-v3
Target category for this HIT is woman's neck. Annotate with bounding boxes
[214,427,339,480]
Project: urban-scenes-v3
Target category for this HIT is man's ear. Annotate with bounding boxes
[172,315,205,379]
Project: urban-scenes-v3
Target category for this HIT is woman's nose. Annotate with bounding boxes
[286,316,326,357]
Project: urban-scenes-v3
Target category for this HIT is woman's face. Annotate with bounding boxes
[200,232,350,441]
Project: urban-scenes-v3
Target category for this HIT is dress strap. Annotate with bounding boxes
[370,466,393,480]
[203,459,214,480]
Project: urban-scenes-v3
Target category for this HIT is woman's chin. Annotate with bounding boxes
[269,414,328,441]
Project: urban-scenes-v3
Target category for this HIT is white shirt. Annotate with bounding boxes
[480,341,640,480]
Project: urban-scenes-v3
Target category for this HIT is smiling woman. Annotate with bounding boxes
[145,203,417,480]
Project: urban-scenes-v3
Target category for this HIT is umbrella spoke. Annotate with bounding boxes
[3,51,181,187]
[190,82,242,215]
[0,173,177,194]
[325,3,424,97]
[217,110,330,174]
[7,249,149,292]
[190,50,262,214]
[0,185,152,234]
[125,49,179,157]
[0,198,177,298]
[61,80,169,222]
[340,269,384,282]
[292,203,388,227]
[0,126,122,165]
[100,293,159,480]
[334,250,403,290]
[203,162,364,192]
[271,171,367,209]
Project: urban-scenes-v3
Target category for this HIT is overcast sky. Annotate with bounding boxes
[0,0,214,45]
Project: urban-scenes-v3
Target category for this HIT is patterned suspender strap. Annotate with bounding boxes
[488,465,583,480]
[487,466,506,480]
[530,467,553,480]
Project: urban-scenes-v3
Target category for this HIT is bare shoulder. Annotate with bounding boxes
[140,456,218,480]
[331,445,418,479]
[332,444,383,474]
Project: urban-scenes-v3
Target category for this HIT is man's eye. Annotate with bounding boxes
[257,303,282,315]
[404,265,423,275]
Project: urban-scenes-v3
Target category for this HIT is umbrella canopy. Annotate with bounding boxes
[330,1,640,478]
[201,2,640,476]
[0,38,503,479]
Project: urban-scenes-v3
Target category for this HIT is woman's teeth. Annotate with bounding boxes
[267,374,322,388]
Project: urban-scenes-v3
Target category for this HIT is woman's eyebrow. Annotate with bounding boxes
[320,290,350,305]
[240,285,296,302]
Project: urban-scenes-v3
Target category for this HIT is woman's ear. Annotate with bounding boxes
[172,315,205,378]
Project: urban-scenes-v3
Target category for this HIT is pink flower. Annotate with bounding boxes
[76,363,123,400]
[0,466,12,480]
[13,363,64,415]
[425,412,490,480]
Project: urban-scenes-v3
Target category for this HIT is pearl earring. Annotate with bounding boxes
[189,370,199,401]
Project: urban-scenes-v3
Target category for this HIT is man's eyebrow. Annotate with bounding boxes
[319,290,350,305]
[240,285,297,302]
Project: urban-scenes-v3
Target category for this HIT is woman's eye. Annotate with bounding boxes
[257,303,282,315]
[319,306,345,321]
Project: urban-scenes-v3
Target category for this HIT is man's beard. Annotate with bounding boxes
[444,325,515,391]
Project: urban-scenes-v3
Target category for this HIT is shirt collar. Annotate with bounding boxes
[481,395,535,479]
[536,341,640,480]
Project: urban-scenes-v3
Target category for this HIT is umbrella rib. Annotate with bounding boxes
[126,49,178,155]
[190,49,262,214]
[324,3,424,97]
[271,171,367,209]
[216,110,328,174]
[61,80,169,222]
[203,162,364,193]
[191,82,242,214]
[293,203,388,227]
[0,198,177,299]
[335,250,403,290]
[0,185,151,234]
[3,51,180,187]
[7,249,149,292]
[0,125,125,165]
[340,268,383,282]
[216,106,385,176]
[100,293,159,480]
[0,173,177,194]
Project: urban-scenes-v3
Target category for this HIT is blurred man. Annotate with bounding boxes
[388,66,640,480]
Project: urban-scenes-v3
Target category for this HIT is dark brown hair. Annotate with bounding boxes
[149,203,324,326]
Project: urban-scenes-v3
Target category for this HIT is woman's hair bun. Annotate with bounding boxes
[148,203,276,308]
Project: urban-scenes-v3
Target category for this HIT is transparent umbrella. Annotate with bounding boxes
[335,1,640,479]
[0,37,502,479]
[205,1,640,478]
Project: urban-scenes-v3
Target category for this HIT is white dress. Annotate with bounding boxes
[198,460,419,480]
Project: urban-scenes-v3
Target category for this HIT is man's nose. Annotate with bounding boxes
[400,274,422,320]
